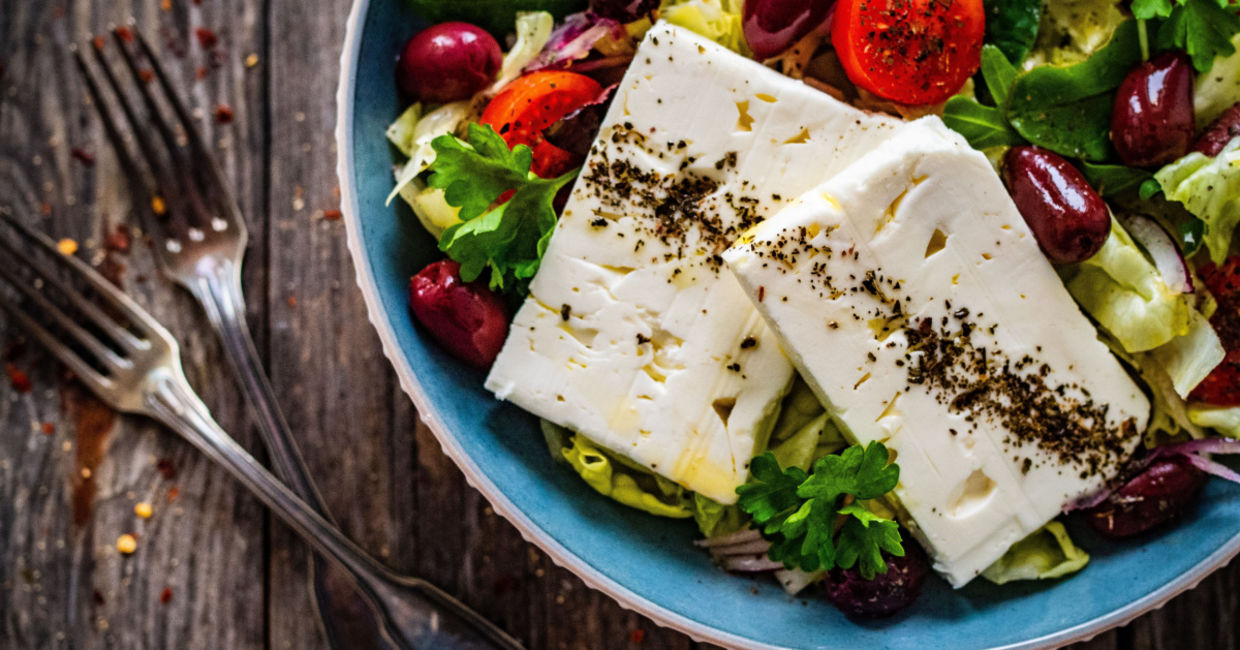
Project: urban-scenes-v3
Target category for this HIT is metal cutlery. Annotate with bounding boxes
[41,26,522,650]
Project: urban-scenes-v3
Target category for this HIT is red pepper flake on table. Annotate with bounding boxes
[6,363,32,393]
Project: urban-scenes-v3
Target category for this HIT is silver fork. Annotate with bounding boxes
[69,28,520,650]
[0,210,520,650]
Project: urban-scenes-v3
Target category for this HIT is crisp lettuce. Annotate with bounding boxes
[659,0,750,56]
[1190,404,1240,438]
[1149,307,1227,398]
[1155,138,1240,265]
[386,99,474,204]
[560,430,696,518]
[494,11,556,90]
[1062,219,1191,352]
[1025,0,1127,69]
[982,521,1090,585]
[765,377,848,472]
[692,493,747,538]
[1195,33,1240,130]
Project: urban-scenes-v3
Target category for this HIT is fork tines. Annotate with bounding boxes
[72,26,239,247]
[0,209,162,400]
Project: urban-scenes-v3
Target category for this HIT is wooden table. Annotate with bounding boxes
[1,2,1238,648]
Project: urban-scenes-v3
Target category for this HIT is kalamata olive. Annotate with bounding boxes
[743,0,834,61]
[1111,51,1195,167]
[588,0,660,22]
[1002,146,1111,264]
[1086,455,1206,538]
[1194,102,1240,157]
[823,533,928,619]
[408,260,509,368]
[397,22,502,103]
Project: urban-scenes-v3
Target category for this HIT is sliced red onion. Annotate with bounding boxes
[526,12,626,73]
[1121,214,1194,293]
[1064,487,1117,512]
[1152,437,1240,457]
[694,527,763,548]
[720,555,786,572]
[706,539,773,557]
[1182,453,1240,484]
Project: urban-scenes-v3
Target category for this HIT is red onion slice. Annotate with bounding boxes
[1121,214,1194,293]
[720,556,786,572]
[694,528,763,548]
[1152,437,1240,457]
[1182,453,1240,484]
[706,539,773,557]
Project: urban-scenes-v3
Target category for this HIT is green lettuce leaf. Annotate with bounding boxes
[1026,0,1128,68]
[1195,33,1240,129]
[493,11,556,91]
[692,493,747,538]
[1155,138,1240,265]
[560,431,695,518]
[1061,219,1191,352]
[403,0,583,37]
[1189,404,1240,437]
[982,521,1089,584]
[1149,307,1227,398]
[660,0,750,56]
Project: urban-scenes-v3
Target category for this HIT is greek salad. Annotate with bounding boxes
[384,0,1240,620]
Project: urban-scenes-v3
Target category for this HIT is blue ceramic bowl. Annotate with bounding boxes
[336,2,1240,647]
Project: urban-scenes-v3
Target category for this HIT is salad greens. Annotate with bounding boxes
[983,0,1042,65]
[1132,0,1240,72]
[428,123,577,292]
[659,0,748,56]
[1061,219,1191,352]
[1154,138,1240,264]
[1196,34,1240,128]
[737,444,903,579]
[981,522,1090,584]
[403,0,584,36]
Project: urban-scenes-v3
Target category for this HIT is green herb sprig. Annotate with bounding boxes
[736,443,904,579]
[428,123,577,295]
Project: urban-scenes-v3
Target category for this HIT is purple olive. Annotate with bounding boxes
[408,260,509,368]
[1086,455,1206,539]
[589,0,660,22]
[742,0,834,61]
[1111,51,1195,167]
[397,22,502,103]
[823,534,929,619]
[1194,102,1240,157]
[1002,146,1112,264]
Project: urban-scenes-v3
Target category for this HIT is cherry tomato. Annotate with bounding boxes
[1190,257,1240,406]
[831,0,985,105]
[481,71,603,178]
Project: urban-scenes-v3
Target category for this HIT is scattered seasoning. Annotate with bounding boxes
[322,209,342,221]
[134,502,153,519]
[56,238,79,255]
[104,226,131,254]
[155,458,177,480]
[193,27,218,49]
[166,486,180,502]
[116,534,138,555]
[287,295,297,307]
[93,590,106,606]
[115,25,134,43]
[740,336,757,349]
[159,588,173,604]
[213,103,234,124]
[244,53,259,68]
[151,196,167,216]
[138,68,154,83]
[6,363,31,392]
[92,35,105,51]
[560,304,572,321]
[629,628,646,644]
[71,147,95,167]
[41,422,55,435]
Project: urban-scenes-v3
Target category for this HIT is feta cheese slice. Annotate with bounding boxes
[485,22,906,504]
[724,118,1148,586]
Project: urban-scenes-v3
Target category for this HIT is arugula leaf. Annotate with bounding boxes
[428,123,577,293]
[983,0,1042,65]
[1079,162,1155,197]
[1007,20,1142,161]
[942,97,1026,149]
[980,45,1018,108]
[736,443,903,576]
[1153,0,1240,73]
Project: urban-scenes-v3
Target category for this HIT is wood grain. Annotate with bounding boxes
[0,1,1237,649]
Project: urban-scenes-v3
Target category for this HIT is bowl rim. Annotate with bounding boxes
[333,1,1240,646]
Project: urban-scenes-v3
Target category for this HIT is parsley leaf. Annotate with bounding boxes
[427,123,578,294]
[737,443,903,576]
[1152,0,1240,73]
[983,0,1042,65]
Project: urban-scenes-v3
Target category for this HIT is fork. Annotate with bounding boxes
[0,210,520,650]
[69,28,521,650]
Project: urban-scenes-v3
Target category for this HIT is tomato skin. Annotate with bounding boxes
[481,71,603,178]
[1190,257,1240,406]
[831,0,985,106]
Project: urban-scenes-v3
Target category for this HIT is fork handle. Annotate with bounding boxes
[143,367,522,650]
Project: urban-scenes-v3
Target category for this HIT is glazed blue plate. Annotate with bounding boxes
[335,2,1240,647]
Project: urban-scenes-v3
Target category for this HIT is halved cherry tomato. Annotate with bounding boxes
[481,70,603,178]
[831,0,985,106]
[1190,257,1240,406]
